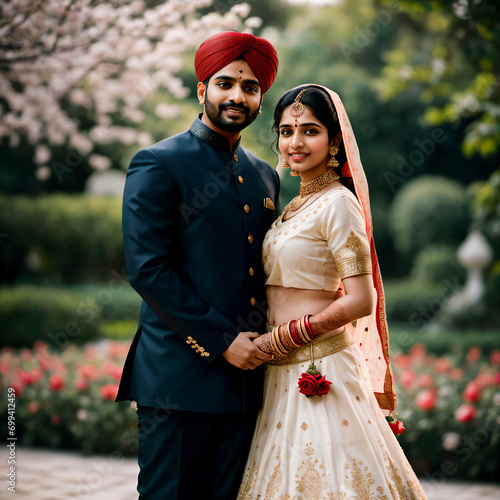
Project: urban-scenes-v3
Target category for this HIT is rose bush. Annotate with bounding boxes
[0,340,137,455]
[392,344,500,481]
[0,340,499,480]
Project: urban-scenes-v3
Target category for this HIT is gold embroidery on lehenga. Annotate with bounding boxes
[404,457,428,499]
[381,444,427,500]
[334,231,371,279]
[294,444,328,500]
[342,459,389,500]
[237,458,259,500]
[265,449,282,499]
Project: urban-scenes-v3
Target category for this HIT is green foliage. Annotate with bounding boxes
[67,283,141,321]
[389,326,500,357]
[100,320,139,340]
[0,286,101,350]
[384,278,444,326]
[0,195,124,284]
[389,176,471,257]
[376,0,500,162]
[411,245,466,285]
[0,284,141,349]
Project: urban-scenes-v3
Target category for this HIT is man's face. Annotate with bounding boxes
[198,60,262,133]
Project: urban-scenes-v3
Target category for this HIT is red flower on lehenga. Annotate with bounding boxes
[298,362,332,398]
[386,415,405,435]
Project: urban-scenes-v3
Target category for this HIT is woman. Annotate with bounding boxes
[237,85,428,499]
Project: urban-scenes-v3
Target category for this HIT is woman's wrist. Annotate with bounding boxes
[309,306,347,336]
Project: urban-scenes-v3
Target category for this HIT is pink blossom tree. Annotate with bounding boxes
[0,0,258,182]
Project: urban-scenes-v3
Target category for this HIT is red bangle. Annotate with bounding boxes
[289,320,302,346]
[304,314,314,338]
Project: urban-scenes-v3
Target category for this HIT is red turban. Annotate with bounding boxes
[195,31,278,94]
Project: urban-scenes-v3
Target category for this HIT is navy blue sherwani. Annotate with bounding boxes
[116,116,280,499]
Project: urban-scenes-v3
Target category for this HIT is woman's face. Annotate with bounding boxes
[278,104,332,183]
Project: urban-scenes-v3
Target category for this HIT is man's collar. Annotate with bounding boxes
[189,115,241,152]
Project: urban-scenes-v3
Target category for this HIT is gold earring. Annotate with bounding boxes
[290,169,300,176]
[327,132,342,168]
[327,146,339,168]
[282,158,290,168]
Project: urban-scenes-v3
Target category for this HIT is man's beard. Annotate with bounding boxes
[204,93,259,132]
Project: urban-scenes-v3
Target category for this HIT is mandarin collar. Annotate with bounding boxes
[189,115,241,152]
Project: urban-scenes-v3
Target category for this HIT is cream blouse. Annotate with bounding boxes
[263,184,372,291]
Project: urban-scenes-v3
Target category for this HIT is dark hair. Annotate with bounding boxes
[272,85,353,192]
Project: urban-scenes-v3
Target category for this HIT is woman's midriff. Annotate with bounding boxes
[266,285,345,342]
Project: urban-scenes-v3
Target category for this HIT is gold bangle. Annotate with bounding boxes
[274,327,288,355]
[300,316,313,342]
[280,322,294,350]
[272,328,286,356]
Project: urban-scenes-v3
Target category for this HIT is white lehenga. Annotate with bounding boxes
[237,335,427,500]
[239,84,428,499]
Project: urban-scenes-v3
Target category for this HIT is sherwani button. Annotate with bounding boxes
[248,234,254,243]
[238,176,244,184]
[249,267,254,276]
[244,205,250,213]
[250,297,256,306]
[234,154,238,162]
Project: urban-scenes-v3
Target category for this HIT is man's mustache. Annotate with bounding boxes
[220,102,249,113]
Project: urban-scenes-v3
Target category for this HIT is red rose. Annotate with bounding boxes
[490,350,500,366]
[466,346,481,364]
[400,370,415,388]
[49,374,64,391]
[389,420,405,435]
[316,375,332,396]
[100,384,118,401]
[28,402,39,415]
[418,374,434,388]
[435,357,451,374]
[78,364,100,380]
[463,382,480,403]
[298,373,319,397]
[455,403,476,423]
[415,389,437,411]
[75,378,88,391]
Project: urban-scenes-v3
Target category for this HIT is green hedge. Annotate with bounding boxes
[0,286,101,350]
[0,284,141,349]
[411,244,466,286]
[0,194,124,284]
[384,279,444,327]
[389,176,471,258]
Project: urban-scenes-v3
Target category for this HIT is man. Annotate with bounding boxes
[116,31,280,499]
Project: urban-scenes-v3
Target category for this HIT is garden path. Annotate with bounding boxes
[1,447,499,499]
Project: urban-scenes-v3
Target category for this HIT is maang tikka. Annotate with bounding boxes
[289,88,308,127]
[286,88,308,175]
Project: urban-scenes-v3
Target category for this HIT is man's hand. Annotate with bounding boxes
[222,331,272,370]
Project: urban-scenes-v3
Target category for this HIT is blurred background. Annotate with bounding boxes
[0,0,499,484]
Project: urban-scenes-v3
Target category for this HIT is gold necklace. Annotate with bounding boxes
[283,169,339,217]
